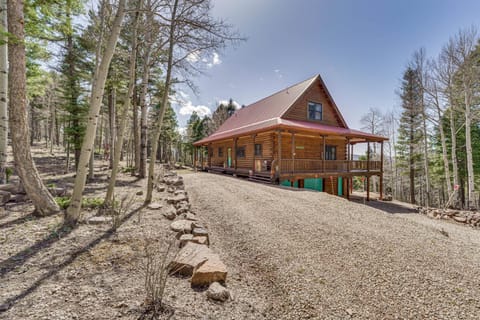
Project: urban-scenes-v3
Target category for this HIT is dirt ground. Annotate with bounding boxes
[1,148,480,319]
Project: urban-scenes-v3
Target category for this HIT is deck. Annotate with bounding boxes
[199,159,382,181]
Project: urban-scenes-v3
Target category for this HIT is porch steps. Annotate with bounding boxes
[248,174,273,184]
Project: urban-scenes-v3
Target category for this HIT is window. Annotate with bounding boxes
[236,146,246,158]
[254,143,262,157]
[308,102,322,120]
[218,147,223,157]
[325,145,336,160]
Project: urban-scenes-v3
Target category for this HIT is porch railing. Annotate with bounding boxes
[279,159,381,174]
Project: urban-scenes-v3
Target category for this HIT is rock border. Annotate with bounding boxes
[152,167,231,301]
[417,206,480,228]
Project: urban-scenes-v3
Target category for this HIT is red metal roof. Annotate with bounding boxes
[194,75,387,145]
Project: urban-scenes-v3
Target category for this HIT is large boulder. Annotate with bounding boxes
[169,242,212,276]
[191,254,227,286]
[170,219,194,233]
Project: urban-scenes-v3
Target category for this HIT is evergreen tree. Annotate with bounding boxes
[396,67,424,204]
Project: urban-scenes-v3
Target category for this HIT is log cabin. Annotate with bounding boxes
[193,74,388,200]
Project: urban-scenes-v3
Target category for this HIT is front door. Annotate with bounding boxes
[227,148,232,167]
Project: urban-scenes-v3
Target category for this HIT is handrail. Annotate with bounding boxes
[279,159,381,173]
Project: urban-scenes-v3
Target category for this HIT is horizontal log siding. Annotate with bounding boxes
[283,82,343,127]
[275,133,346,161]
[210,140,233,167]
[235,132,274,168]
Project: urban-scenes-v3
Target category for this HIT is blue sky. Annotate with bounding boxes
[173,0,480,132]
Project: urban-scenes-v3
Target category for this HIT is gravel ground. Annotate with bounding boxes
[183,172,480,320]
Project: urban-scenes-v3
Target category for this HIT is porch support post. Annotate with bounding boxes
[277,130,282,177]
[350,143,354,193]
[234,138,238,172]
[322,135,326,173]
[347,138,350,172]
[193,146,197,172]
[252,134,256,175]
[200,146,204,170]
[346,176,350,200]
[367,141,370,172]
[366,175,370,201]
[291,132,295,174]
[380,140,384,200]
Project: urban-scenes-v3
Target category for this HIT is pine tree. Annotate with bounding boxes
[397,67,424,204]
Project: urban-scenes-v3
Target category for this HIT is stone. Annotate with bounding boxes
[163,207,177,220]
[179,234,194,247]
[169,242,213,276]
[0,190,11,205]
[165,176,183,186]
[174,189,185,195]
[193,236,209,245]
[193,221,205,229]
[136,190,144,196]
[167,194,188,204]
[170,219,193,233]
[167,187,176,193]
[192,227,208,237]
[175,200,190,209]
[185,212,198,221]
[191,255,227,286]
[156,185,166,192]
[88,216,113,225]
[453,216,467,223]
[206,282,230,302]
[147,202,163,210]
[176,202,190,215]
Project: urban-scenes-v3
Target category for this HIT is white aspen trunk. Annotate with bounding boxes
[449,102,459,205]
[464,86,475,208]
[7,0,60,215]
[66,0,126,223]
[145,0,179,203]
[139,42,151,178]
[105,0,143,205]
[0,0,8,184]
[436,106,452,196]
[421,106,430,207]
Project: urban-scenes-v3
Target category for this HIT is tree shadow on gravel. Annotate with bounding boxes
[0,204,146,313]
[0,216,75,278]
[351,196,416,214]
[0,212,38,230]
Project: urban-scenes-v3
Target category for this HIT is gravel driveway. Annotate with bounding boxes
[184,172,480,320]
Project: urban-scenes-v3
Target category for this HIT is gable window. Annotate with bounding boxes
[308,102,322,120]
[254,144,262,157]
[325,145,336,160]
[218,147,223,157]
[236,146,246,158]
